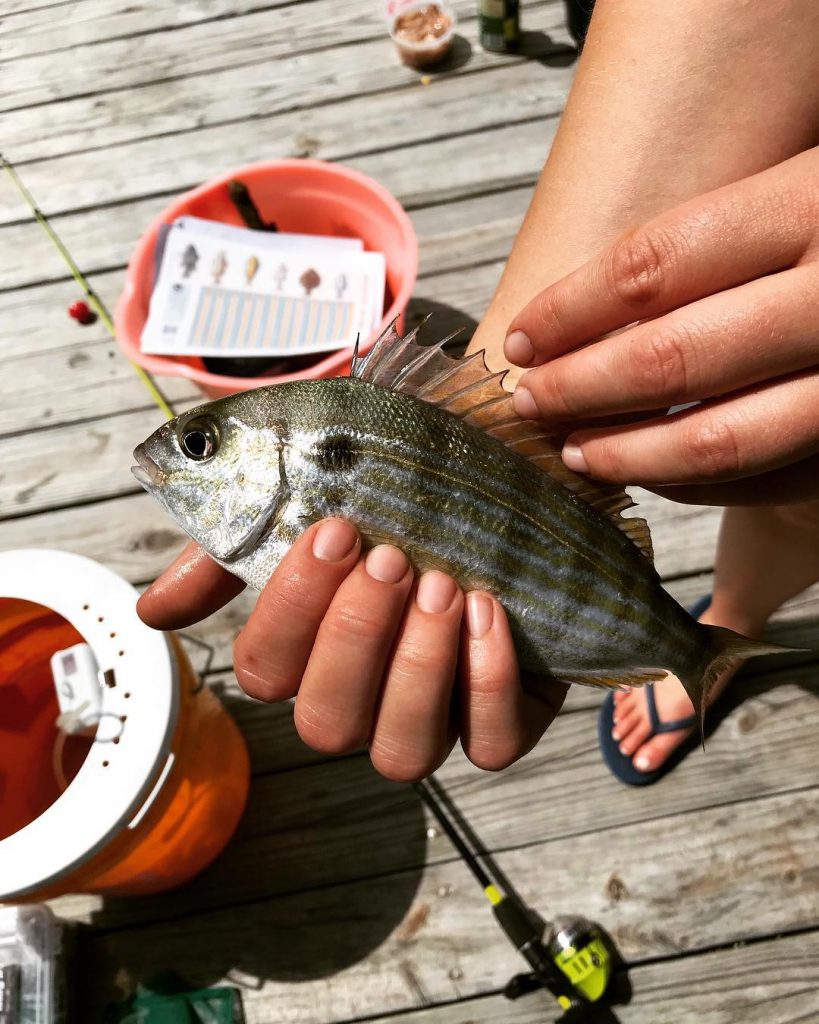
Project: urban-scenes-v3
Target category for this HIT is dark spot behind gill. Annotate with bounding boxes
[314,434,358,472]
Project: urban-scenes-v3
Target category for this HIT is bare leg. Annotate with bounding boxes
[464,0,819,771]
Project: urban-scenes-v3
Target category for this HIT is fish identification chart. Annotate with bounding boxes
[141,217,386,357]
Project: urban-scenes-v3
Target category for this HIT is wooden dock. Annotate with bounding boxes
[1,2,818,1021]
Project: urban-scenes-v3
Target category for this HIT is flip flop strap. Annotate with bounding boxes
[645,684,698,735]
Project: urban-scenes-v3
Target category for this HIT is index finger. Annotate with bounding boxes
[504,153,815,368]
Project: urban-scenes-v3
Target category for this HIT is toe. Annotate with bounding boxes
[612,705,642,741]
[632,730,689,773]
[618,718,652,757]
[613,690,640,720]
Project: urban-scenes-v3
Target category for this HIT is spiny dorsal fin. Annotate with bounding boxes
[617,517,654,564]
[352,319,654,564]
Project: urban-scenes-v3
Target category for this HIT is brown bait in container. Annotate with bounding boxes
[390,2,456,69]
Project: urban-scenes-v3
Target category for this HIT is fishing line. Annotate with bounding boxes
[1,154,176,421]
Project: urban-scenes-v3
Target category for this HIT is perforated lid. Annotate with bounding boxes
[0,549,179,899]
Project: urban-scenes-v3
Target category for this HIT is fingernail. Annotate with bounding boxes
[512,385,538,420]
[417,571,457,614]
[313,519,358,562]
[619,743,629,756]
[561,442,588,473]
[366,544,409,584]
[504,330,534,367]
[466,593,494,638]
[612,729,621,741]
[634,755,651,771]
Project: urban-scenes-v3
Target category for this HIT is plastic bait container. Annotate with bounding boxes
[388,1,456,68]
[0,550,250,901]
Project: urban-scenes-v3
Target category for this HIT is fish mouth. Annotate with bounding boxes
[132,444,167,489]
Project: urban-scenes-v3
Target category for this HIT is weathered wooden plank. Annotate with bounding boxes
[0,269,125,360]
[0,404,194,517]
[0,0,75,17]
[3,1,569,165]
[0,0,565,123]
[48,657,819,932]
[0,44,567,232]
[412,187,533,278]
[0,491,190,579]
[292,930,819,1024]
[0,0,309,61]
[0,68,566,291]
[0,63,552,290]
[75,787,819,1021]
[0,335,201,436]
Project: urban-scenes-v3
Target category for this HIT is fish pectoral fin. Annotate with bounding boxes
[214,450,292,562]
[352,319,656,565]
[556,668,668,690]
[211,487,288,562]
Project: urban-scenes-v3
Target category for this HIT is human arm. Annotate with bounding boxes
[471,0,819,382]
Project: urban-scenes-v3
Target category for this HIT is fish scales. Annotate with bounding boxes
[333,448,642,649]
[133,322,793,718]
[288,379,690,674]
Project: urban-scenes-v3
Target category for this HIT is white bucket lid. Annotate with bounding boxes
[0,549,179,899]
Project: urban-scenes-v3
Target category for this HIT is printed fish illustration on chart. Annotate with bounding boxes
[212,251,228,285]
[245,256,260,285]
[300,267,321,295]
[273,263,287,290]
[133,321,795,728]
[180,244,199,278]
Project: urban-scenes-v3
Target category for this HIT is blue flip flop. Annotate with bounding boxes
[598,595,711,786]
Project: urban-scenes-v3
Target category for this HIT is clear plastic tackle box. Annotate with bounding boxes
[0,905,63,1024]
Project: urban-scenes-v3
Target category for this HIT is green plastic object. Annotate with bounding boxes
[111,987,243,1024]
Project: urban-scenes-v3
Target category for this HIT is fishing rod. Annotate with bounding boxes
[1,154,176,420]
[415,776,624,1022]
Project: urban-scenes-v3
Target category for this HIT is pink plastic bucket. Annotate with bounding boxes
[115,160,418,399]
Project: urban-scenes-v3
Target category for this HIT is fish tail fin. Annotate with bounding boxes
[681,627,800,746]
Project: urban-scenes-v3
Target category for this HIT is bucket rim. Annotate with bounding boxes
[0,549,179,899]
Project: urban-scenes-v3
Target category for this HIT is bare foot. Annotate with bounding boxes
[611,604,767,774]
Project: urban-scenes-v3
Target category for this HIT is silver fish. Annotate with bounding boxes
[133,322,792,721]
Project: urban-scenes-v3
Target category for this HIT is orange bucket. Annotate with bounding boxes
[115,159,419,399]
[0,549,249,900]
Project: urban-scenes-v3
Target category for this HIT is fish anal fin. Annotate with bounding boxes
[558,668,668,690]
[353,320,654,563]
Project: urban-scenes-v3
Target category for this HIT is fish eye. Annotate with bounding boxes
[179,417,220,462]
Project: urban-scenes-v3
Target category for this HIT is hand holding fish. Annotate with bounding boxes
[138,523,564,781]
[134,323,786,780]
[505,147,819,507]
